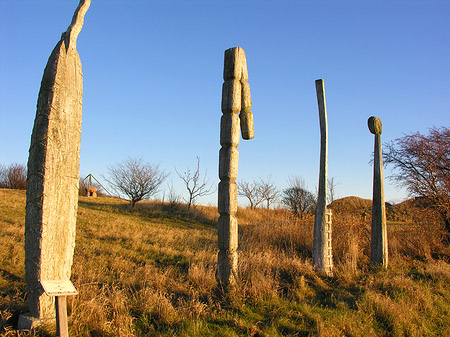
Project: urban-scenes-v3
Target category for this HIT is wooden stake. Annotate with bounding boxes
[55,296,69,337]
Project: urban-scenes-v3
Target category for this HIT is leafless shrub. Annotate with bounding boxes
[238,176,279,210]
[384,126,450,234]
[104,157,168,207]
[238,180,264,209]
[176,157,214,209]
[327,177,338,203]
[0,163,26,190]
[281,176,316,217]
[259,176,280,209]
[165,181,182,209]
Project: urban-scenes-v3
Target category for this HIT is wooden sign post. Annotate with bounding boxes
[40,280,78,337]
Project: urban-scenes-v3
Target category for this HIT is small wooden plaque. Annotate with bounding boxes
[40,280,78,296]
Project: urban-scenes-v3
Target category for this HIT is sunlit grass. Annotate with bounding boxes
[1,188,449,336]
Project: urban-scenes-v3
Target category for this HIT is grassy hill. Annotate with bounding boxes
[329,195,443,225]
[329,196,372,217]
[1,189,450,336]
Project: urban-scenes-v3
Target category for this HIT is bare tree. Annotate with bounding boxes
[105,157,168,207]
[282,176,316,217]
[176,157,214,209]
[0,165,6,189]
[0,163,27,189]
[384,126,450,233]
[238,177,278,209]
[259,177,280,209]
[327,177,338,204]
[237,180,264,209]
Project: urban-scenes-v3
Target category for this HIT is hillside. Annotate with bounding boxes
[1,188,450,336]
[329,195,439,224]
[329,196,372,216]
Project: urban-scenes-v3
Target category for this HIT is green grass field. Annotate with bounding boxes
[1,188,450,336]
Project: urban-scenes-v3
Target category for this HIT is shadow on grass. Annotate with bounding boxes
[78,199,217,230]
[0,269,22,284]
[310,278,362,311]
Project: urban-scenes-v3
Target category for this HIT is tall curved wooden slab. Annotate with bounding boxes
[313,79,333,275]
[24,0,90,322]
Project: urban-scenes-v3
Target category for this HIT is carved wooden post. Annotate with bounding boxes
[368,116,388,267]
[218,47,254,287]
[313,79,333,275]
[325,208,333,271]
[19,0,90,328]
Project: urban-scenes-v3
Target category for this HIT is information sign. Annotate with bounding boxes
[40,280,78,296]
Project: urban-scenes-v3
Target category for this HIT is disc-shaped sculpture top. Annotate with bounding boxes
[368,116,382,135]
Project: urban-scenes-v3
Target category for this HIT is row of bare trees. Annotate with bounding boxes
[102,156,326,214]
[4,127,447,232]
[102,157,336,216]
[0,159,331,215]
[237,176,279,209]
[104,157,214,209]
[237,176,337,215]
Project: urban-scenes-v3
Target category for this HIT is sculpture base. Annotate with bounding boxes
[18,313,40,330]
[18,313,55,331]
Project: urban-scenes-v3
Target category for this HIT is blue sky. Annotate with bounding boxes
[1,0,449,206]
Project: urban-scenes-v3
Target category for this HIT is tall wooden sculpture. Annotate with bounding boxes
[20,0,90,327]
[313,79,333,275]
[218,47,254,287]
[368,116,388,267]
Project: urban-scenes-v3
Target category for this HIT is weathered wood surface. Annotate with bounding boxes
[218,47,254,287]
[24,0,90,321]
[55,296,69,337]
[313,79,333,275]
[368,116,388,267]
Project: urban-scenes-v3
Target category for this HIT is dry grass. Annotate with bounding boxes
[1,189,450,336]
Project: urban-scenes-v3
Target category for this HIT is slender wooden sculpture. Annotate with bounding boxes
[313,79,333,275]
[20,0,90,328]
[218,47,254,287]
[368,116,388,267]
